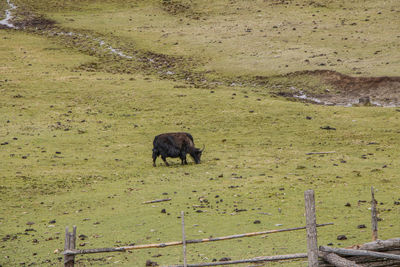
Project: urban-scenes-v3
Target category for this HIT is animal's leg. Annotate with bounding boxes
[180,152,188,165]
[152,150,159,167]
[161,156,169,166]
[181,158,188,165]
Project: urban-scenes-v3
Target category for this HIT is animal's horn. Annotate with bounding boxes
[201,144,205,152]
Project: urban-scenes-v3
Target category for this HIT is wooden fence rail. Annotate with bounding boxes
[319,251,362,267]
[319,246,400,261]
[162,253,309,267]
[63,223,333,256]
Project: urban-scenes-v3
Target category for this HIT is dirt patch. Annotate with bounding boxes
[266,0,327,7]
[13,10,55,29]
[161,0,201,19]
[285,70,400,106]
[161,0,191,15]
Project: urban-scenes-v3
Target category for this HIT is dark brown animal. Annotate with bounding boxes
[152,132,204,166]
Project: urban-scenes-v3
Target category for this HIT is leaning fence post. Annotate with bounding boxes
[64,226,76,267]
[305,190,319,267]
[371,187,378,241]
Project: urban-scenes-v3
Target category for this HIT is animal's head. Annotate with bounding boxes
[192,145,205,164]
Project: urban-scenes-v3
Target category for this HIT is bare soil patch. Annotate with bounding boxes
[161,0,191,15]
[286,70,400,106]
[161,0,201,19]
[13,11,55,29]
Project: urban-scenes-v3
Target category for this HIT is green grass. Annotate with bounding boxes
[1,1,400,266]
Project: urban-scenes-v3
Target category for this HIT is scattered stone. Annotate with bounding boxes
[219,257,231,262]
[253,220,261,224]
[161,209,166,213]
[337,235,347,240]
[320,126,336,130]
[233,208,247,212]
[49,220,56,224]
[146,259,159,266]
[357,224,366,229]
[26,222,35,225]
[2,234,17,241]
[345,202,351,207]
[78,234,88,240]
[359,96,371,105]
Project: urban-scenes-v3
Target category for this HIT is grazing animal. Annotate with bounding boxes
[152,132,204,167]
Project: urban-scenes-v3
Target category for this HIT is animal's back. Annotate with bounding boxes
[154,132,194,147]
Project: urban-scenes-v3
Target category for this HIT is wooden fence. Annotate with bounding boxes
[63,188,400,266]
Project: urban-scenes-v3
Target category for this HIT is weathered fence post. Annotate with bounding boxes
[371,186,378,241]
[305,190,319,267]
[181,211,188,267]
[64,226,77,267]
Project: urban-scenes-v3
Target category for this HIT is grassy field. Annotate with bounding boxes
[31,0,400,77]
[1,0,399,266]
